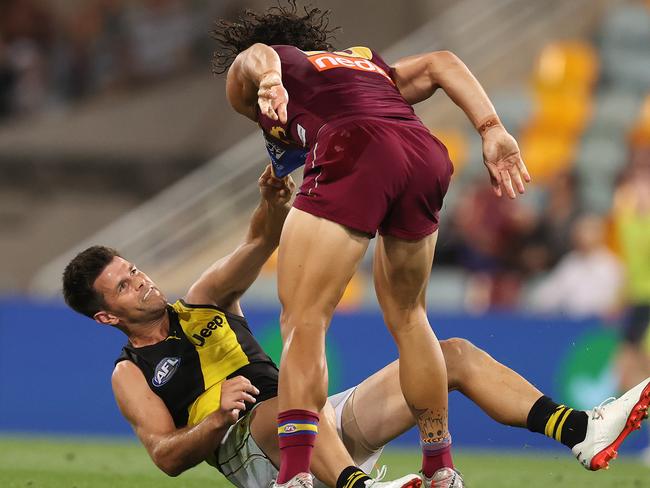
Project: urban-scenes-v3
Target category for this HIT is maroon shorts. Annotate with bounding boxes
[293,116,453,240]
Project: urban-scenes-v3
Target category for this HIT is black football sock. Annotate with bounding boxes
[336,466,371,488]
[527,395,588,448]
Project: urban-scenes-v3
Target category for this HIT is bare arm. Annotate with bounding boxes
[226,43,288,123]
[185,165,295,313]
[393,51,531,198]
[112,362,258,476]
[393,51,496,124]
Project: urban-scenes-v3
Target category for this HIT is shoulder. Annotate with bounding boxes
[112,359,145,391]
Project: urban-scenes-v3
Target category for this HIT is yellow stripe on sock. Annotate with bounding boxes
[277,423,319,435]
[554,408,573,442]
[344,472,366,488]
[544,406,566,438]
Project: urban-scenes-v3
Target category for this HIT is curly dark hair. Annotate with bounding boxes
[62,245,121,319]
[211,0,340,74]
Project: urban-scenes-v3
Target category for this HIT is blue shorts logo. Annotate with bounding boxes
[152,357,181,387]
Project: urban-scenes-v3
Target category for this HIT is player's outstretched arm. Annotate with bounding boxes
[184,165,295,313]
[392,51,531,198]
[226,43,288,123]
[112,362,258,476]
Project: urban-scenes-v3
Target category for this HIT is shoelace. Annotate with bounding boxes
[296,475,313,488]
[592,397,617,420]
[374,465,387,482]
[364,465,387,486]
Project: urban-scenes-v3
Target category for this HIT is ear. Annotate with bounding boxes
[94,310,119,326]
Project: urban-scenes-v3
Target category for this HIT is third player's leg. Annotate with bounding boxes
[373,232,448,442]
[277,207,370,413]
[340,338,544,456]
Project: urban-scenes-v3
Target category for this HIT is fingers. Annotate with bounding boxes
[518,158,532,183]
[277,101,288,125]
[503,153,529,198]
[258,97,278,121]
[259,164,273,182]
[509,165,526,195]
[259,165,294,203]
[500,169,516,199]
[222,376,260,412]
[485,163,503,197]
[225,409,240,424]
[258,84,288,123]
[227,376,260,396]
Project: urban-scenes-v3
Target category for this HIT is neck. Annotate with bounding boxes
[126,311,171,347]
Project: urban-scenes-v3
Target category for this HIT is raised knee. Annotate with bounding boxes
[441,337,478,390]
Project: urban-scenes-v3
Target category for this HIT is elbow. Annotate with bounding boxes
[427,50,461,73]
[163,466,183,478]
[249,42,269,52]
[152,450,185,477]
[157,460,183,478]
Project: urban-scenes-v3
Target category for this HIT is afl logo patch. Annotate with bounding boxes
[284,424,297,433]
[152,357,181,387]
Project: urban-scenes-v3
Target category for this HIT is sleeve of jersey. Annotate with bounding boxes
[270,44,302,68]
[370,49,398,84]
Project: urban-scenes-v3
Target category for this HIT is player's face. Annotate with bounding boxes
[93,257,167,325]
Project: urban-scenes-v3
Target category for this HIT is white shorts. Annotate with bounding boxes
[216,387,384,488]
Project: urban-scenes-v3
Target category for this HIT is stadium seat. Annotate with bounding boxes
[529,90,593,136]
[532,41,599,93]
[519,129,576,183]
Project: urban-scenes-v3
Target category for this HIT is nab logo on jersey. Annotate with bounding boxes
[152,357,181,387]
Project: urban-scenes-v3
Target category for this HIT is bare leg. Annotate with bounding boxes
[373,233,449,443]
[251,398,354,488]
[277,208,369,412]
[341,338,544,453]
[274,208,369,482]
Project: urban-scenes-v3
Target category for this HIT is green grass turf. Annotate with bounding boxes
[1,436,649,488]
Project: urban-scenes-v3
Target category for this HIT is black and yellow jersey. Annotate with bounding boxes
[115,299,278,428]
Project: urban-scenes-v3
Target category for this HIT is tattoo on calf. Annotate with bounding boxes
[410,404,449,444]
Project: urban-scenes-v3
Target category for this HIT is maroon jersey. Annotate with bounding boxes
[258,45,423,149]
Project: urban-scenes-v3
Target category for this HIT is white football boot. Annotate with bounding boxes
[364,466,422,488]
[272,472,314,488]
[572,377,650,470]
[421,468,465,488]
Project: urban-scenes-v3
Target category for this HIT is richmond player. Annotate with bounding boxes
[62,166,650,488]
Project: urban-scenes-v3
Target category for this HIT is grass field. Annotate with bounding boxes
[1,437,649,488]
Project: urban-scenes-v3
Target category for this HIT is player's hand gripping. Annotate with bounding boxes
[218,376,259,424]
[258,164,295,207]
[257,71,288,124]
[481,124,531,199]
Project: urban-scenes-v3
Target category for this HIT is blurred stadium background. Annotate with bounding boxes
[1,0,650,486]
